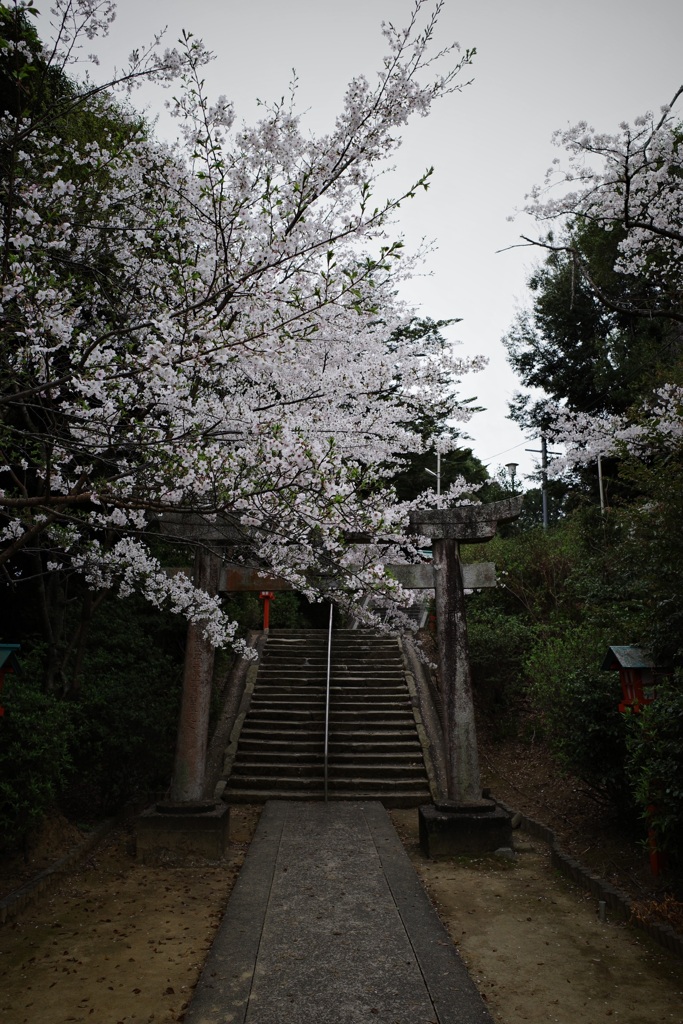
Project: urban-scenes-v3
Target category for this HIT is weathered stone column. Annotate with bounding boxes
[410,498,523,826]
[169,545,222,803]
[433,537,481,804]
[137,513,249,861]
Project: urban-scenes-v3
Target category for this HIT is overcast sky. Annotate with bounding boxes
[44,0,683,483]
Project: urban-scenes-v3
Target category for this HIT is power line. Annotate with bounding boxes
[481,438,538,466]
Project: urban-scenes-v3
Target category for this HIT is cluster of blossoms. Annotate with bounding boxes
[518,88,683,480]
[70,537,250,653]
[545,384,683,475]
[524,88,683,321]
[1,0,480,647]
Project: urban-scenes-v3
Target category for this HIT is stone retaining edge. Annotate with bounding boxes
[496,799,683,959]
[0,818,115,927]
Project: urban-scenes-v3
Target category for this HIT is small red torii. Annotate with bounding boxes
[258,591,276,631]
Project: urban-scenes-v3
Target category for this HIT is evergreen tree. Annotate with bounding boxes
[505,221,679,432]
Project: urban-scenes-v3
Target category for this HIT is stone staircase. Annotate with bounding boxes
[223,629,431,807]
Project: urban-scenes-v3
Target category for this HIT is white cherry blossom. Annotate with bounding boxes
[1,0,481,646]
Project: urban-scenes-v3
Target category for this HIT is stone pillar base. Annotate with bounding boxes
[136,801,230,864]
[419,800,512,858]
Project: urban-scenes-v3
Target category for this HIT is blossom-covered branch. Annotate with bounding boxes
[519,87,683,322]
[545,384,683,474]
[0,0,482,646]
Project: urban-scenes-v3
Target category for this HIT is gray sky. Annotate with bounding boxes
[47,0,683,483]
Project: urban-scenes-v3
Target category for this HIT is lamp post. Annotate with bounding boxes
[505,462,519,495]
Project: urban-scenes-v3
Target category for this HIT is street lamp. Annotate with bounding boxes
[505,462,519,494]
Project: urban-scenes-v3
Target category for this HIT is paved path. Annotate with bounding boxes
[185,801,493,1024]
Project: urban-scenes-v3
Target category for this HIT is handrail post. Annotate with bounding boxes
[324,602,333,802]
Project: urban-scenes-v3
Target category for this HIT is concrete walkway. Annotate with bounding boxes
[185,801,493,1024]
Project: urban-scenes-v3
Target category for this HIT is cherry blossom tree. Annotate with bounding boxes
[510,91,683,475]
[0,0,482,668]
[522,86,683,324]
[499,96,683,849]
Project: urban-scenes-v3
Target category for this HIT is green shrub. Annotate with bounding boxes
[524,624,633,811]
[69,597,184,812]
[626,680,683,868]
[467,605,536,730]
[467,525,580,621]
[0,668,74,853]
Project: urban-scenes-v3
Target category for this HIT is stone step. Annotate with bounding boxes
[263,638,401,645]
[257,661,404,670]
[262,644,402,652]
[259,664,404,672]
[259,666,404,675]
[257,679,404,688]
[232,749,423,765]
[248,704,413,717]
[239,725,421,741]
[267,630,397,639]
[230,761,424,780]
[250,697,411,711]
[265,644,401,651]
[236,736,423,753]
[263,648,404,655]
[251,688,410,700]
[227,772,429,792]
[247,709,414,721]
[258,680,408,690]
[223,788,431,808]
[240,727,417,742]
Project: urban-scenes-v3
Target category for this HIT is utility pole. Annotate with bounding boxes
[525,436,560,530]
[597,454,606,514]
[426,448,441,497]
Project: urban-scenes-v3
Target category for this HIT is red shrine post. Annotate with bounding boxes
[258,591,275,632]
[601,645,666,714]
[410,498,523,856]
[602,645,671,876]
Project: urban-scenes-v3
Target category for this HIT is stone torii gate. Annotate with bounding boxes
[163,501,522,808]
[138,501,521,861]
[409,497,523,855]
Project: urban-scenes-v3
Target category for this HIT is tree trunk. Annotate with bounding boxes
[169,547,222,803]
[432,538,482,804]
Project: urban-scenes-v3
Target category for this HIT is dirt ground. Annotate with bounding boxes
[0,806,260,1024]
[391,809,683,1024]
[3,726,683,1024]
[1,800,682,1024]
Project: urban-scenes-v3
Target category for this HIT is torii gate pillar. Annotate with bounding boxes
[138,514,246,864]
[170,545,223,803]
[410,497,523,856]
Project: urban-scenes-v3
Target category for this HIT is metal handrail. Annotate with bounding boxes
[323,602,333,802]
